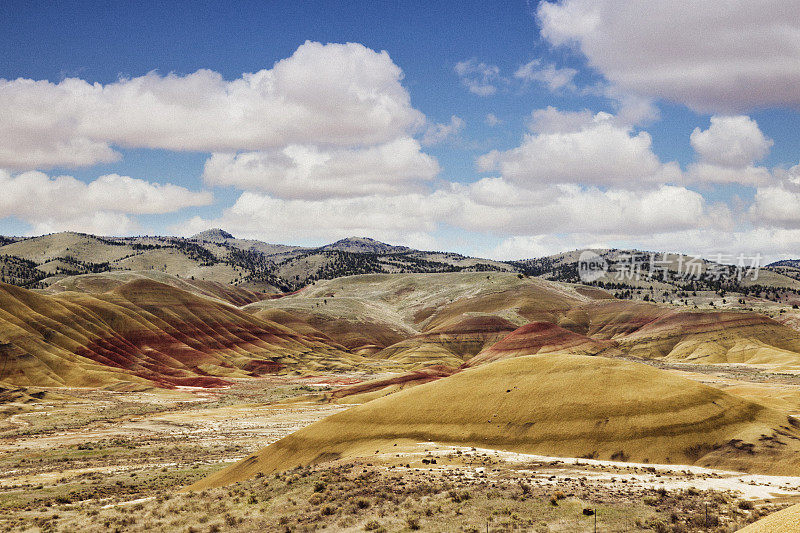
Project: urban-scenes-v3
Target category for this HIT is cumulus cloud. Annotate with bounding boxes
[686,163,772,186]
[0,41,425,170]
[202,137,439,199]
[537,0,800,112]
[514,59,577,91]
[525,106,595,134]
[489,220,800,262]
[751,186,800,228]
[690,115,773,168]
[177,174,713,250]
[485,113,503,126]
[750,165,800,227]
[28,212,140,237]
[0,169,211,235]
[453,180,709,235]
[491,235,582,260]
[603,227,800,263]
[684,115,775,186]
[421,116,465,146]
[477,109,678,188]
[176,191,459,245]
[454,59,501,96]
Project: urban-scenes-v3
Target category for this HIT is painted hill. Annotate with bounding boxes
[466,321,619,366]
[562,300,800,369]
[190,354,800,489]
[255,273,607,367]
[0,279,357,389]
[739,503,800,532]
[44,270,275,305]
[290,272,598,332]
[247,296,414,356]
[260,274,800,372]
[373,316,520,367]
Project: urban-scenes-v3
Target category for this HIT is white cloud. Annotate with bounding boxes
[538,0,800,112]
[609,227,800,263]
[751,167,800,228]
[177,191,459,245]
[682,115,775,186]
[485,113,503,126]
[0,41,425,170]
[0,169,211,234]
[29,212,140,237]
[489,226,800,263]
[453,180,709,236]
[690,115,773,167]
[421,116,465,146]
[477,109,678,188]
[491,235,580,260]
[0,136,121,171]
[686,163,772,186]
[454,59,501,96]
[603,88,660,126]
[514,59,577,91]
[202,137,439,199]
[525,106,595,134]
[176,178,711,250]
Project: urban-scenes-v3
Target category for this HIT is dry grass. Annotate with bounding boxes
[193,354,800,489]
[1,458,775,532]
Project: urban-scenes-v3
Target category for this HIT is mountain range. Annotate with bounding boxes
[1,231,799,304]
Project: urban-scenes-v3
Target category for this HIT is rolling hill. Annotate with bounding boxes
[261,273,800,372]
[739,503,800,532]
[191,354,800,489]
[0,279,358,389]
[0,231,514,292]
[3,232,800,318]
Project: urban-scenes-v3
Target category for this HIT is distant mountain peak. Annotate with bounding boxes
[192,228,235,241]
[321,236,409,254]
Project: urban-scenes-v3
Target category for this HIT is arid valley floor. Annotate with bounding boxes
[5,234,800,531]
[2,369,800,532]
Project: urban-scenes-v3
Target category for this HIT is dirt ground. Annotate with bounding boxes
[1,369,799,532]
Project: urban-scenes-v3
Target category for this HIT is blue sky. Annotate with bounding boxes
[2,0,800,261]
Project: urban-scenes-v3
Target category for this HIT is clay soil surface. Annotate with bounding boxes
[2,369,800,532]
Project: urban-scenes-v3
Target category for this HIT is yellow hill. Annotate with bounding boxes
[467,321,619,366]
[246,296,415,355]
[190,354,800,489]
[613,307,800,369]
[373,316,519,367]
[739,503,800,532]
[289,273,599,333]
[45,270,274,306]
[0,279,357,388]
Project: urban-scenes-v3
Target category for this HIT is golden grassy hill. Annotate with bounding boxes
[0,232,133,264]
[467,321,620,366]
[0,279,358,389]
[45,270,274,306]
[0,232,267,288]
[609,307,800,369]
[253,273,800,372]
[291,273,599,332]
[191,354,800,489]
[256,273,607,365]
[373,316,519,367]
[739,503,800,532]
[246,296,413,355]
